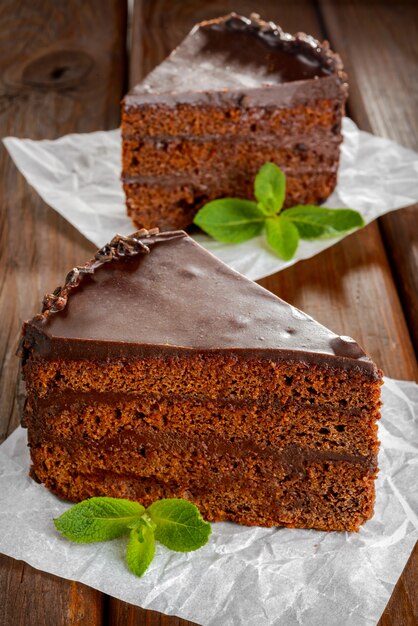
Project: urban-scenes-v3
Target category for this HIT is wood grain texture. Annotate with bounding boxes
[318,0,418,354]
[378,544,418,626]
[109,603,198,626]
[0,0,127,442]
[0,555,103,626]
[0,1,127,624]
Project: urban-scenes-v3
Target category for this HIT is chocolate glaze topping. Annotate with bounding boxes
[22,229,379,377]
[124,13,347,109]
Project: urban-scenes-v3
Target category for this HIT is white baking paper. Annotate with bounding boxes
[0,377,417,626]
[4,118,418,280]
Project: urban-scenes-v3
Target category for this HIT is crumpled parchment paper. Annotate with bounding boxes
[0,377,417,626]
[4,118,418,280]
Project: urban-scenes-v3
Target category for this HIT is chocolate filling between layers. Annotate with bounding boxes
[122,167,338,186]
[24,385,380,461]
[121,132,342,144]
[28,429,377,475]
[27,389,376,414]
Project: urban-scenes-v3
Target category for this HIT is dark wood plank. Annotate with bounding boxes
[0,0,127,437]
[0,555,103,626]
[109,603,198,626]
[0,1,127,624]
[318,0,418,353]
[114,0,417,623]
[378,544,418,626]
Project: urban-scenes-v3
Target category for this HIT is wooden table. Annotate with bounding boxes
[0,1,417,624]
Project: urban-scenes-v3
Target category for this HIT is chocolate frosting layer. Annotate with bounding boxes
[22,229,379,377]
[124,13,347,109]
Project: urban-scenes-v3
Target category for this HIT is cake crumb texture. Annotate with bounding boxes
[24,353,381,532]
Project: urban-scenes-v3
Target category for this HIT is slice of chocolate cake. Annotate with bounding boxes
[122,13,348,231]
[20,230,382,532]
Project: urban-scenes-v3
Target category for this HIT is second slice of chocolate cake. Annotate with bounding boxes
[20,230,381,532]
[122,13,348,230]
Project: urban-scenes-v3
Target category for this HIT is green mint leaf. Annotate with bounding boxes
[147,498,211,552]
[54,497,145,543]
[53,497,211,578]
[283,206,365,239]
[193,198,265,243]
[126,522,156,577]
[254,162,286,215]
[265,215,299,261]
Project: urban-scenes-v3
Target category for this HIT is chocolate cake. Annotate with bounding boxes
[20,230,382,532]
[122,13,348,231]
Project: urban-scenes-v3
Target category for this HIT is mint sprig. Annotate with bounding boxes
[54,497,211,577]
[193,162,365,260]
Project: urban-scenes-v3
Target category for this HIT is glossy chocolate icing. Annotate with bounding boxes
[124,13,347,109]
[22,230,379,377]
